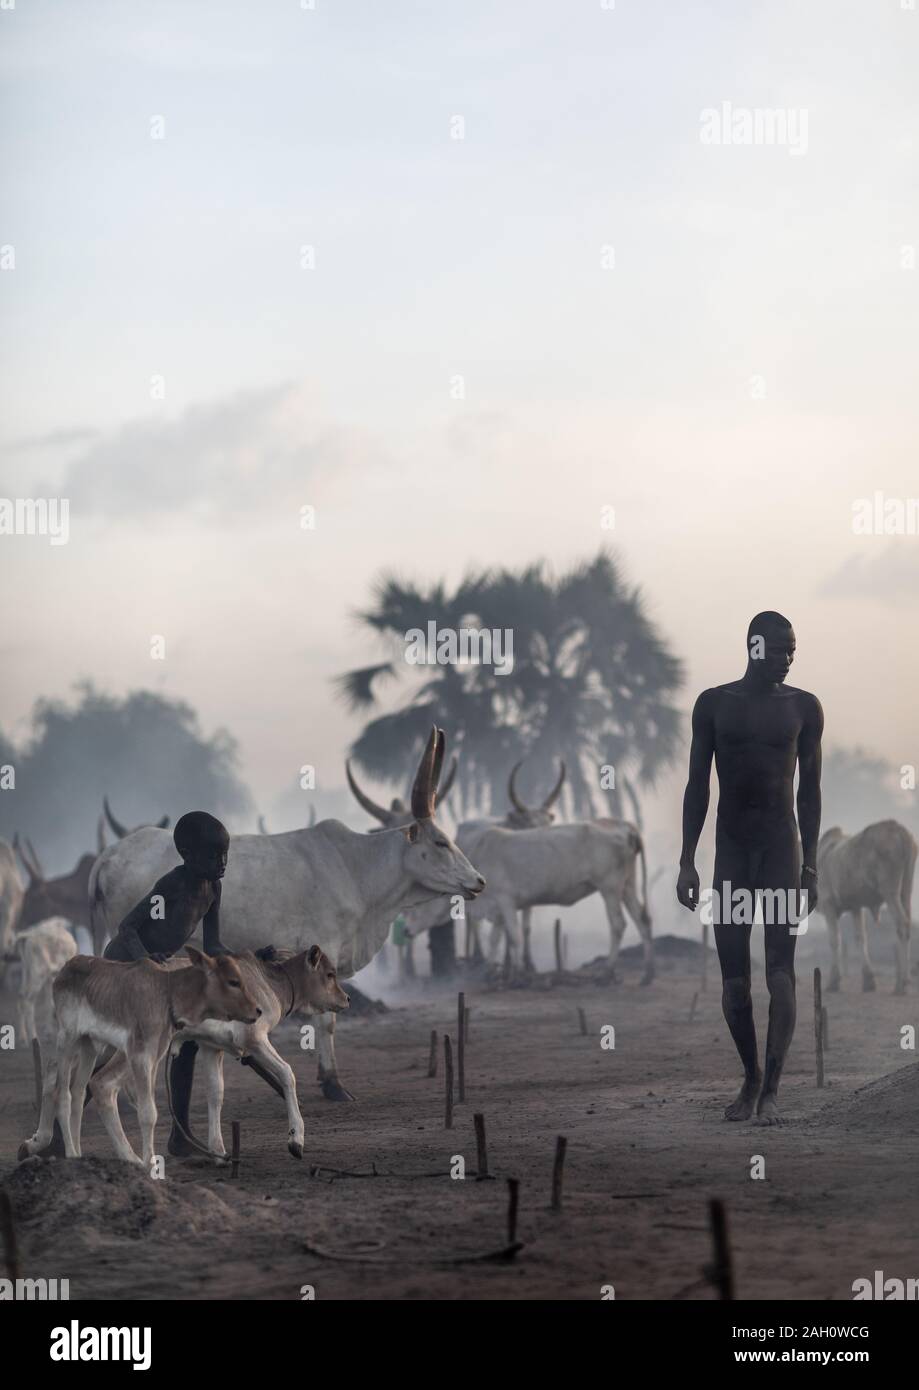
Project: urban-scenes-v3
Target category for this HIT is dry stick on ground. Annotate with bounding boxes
[231,1121,241,1179]
[551,1136,568,1211]
[457,991,466,1103]
[302,1237,522,1266]
[821,1006,829,1053]
[444,1035,454,1129]
[707,1198,735,1300]
[427,1029,438,1078]
[506,1177,520,1245]
[31,1038,42,1122]
[814,967,825,1088]
[0,1190,20,1282]
[688,991,699,1023]
[474,1112,489,1180]
[577,1006,588,1037]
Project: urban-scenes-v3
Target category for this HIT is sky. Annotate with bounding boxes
[2,0,918,865]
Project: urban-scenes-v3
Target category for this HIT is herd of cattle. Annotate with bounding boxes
[0,726,916,1170]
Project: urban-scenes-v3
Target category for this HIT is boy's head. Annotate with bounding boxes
[174,811,230,879]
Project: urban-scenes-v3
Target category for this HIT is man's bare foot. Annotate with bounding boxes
[754,1093,784,1126]
[724,1074,761,1121]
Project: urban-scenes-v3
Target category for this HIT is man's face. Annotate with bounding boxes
[760,627,796,683]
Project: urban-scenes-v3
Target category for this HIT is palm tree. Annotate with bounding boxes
[335,551,684,821]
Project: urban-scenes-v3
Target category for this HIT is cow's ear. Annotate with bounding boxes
[185,946,211,969]
[405,822,420,844]
[307,945,322,970]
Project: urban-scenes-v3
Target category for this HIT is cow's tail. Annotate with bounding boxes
[632,827,650,926]
[89,856,108,957]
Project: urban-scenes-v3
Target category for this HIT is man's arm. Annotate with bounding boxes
[202,881,231,956]
[796,693,824,902]
[677,690,716,910]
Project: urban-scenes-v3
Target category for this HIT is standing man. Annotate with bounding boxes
[677,612,823,1125]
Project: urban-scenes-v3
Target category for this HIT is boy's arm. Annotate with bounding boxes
[202,881,231,956]
[111,902,154,961]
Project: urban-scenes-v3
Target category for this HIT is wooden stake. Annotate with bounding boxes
[464,1007,470,1043]
[0,1191,19,1282]
[231,1120,241,1178]
[427,1028,438,1078]
[688,991,698,1023]
[31,1037,43,1121]
[506,1177,519,1245]
[554,919,563,974]
[444,1035,454,1129]
[551,1135,567,1211]
[821,1006,829,1053]
[562,933,568,969]
[813,967,824,1088]
[577,1007,588,1037]
[473,1112,488,1179]
[708,1198,734,1299]
[457,992,466,1103]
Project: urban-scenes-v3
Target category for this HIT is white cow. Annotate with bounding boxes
[409,817,652,982]
[817,820,917,994]
[12,917,78,1045]
[89,729,484,1099]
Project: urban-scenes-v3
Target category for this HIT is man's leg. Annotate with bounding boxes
[167,1040,202,1157]
[756,835,801,1125]
[713,835,760,1120]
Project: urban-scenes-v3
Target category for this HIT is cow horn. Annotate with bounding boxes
[13,833,43,883]
[25,837,46,880]
[103,797,130,839]
[346,761,392,826]
[435,755,458,806]
[507,761,528,813]
[411,726,440,821]
[257,814,269,835]
[97,815,107,853]
[308,805,317,828]
[541,759,567,811]
[155,815,170,829]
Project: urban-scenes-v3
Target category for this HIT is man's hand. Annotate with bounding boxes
[147,951,170,965]
[801,866,818,914]
[676,864,700,911]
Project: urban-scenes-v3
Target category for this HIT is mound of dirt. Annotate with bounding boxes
[821,1062,919,1135]
[2,1157,242,1245]
[582,933,716,971]
[342,983,387,1015]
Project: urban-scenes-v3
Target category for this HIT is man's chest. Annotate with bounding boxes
[714,695,803,752]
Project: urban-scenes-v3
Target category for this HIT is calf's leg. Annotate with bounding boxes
[316,1010,354,1101]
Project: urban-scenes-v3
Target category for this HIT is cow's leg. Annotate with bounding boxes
[317,1010,354,1101]
[888,895,910,996]
[858,908,876,991]
[601,891,629,983]
[623,881,654,986]
[493,896,523,975]
[53,1039,81,1158]
[18,994,36,1048]
[69,1039,97,1156]
[199,1048,227,1160]
[18,1054,60,1160]
[131,1053,159,1172]
[521,908,536,973]
[824,907,841,992]
[248,1038,305,1158]
[93,1054,142,1165]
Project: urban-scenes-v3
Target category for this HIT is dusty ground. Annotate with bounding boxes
[1,929,917,1302]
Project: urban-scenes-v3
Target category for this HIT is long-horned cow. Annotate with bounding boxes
[102,797,170,839]
[13,830,103,933]
[89,728,484,1099]
[816,820,917,994]
[411,815,652,983]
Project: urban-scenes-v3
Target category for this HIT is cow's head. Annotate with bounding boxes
[14,836,95,929]
[291,945,350,1013]
[400,728,485,900]
[504,758,566,828]
[184,947,261,1024]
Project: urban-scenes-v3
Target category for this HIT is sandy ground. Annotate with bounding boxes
[1,928,917,1302]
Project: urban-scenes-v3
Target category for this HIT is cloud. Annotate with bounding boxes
[60,383,364,522]
[817,544,919,603]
